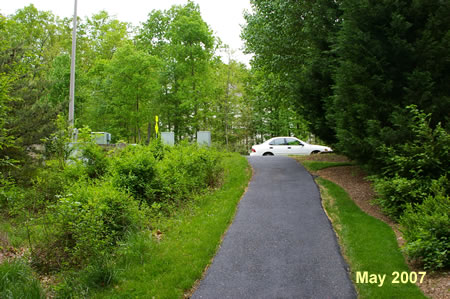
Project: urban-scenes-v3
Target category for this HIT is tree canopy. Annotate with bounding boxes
[243,0,450,167]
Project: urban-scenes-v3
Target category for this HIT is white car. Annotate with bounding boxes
[250,137,332,156]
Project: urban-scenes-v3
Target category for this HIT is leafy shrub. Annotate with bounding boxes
[79,143,109,179]
[32,181,145,271]
[0,178,25,216]
[371,106,449,270]
[400,181,450,270]
[373,105,450,218]
[374,176,434,218]
[31,162,70,204]
[27,160,87,212]
[0,259,44,298]
[148,137,165,160]
[154,143,223,202]
[110,145,157,204]
[41,115,75,169]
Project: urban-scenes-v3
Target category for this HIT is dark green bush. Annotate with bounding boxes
[33,181,145,271]
[373,106,450,218]
[109,143,223,205]
[400,180,450,270]
[374,176,433,218]
[0,259,44,298]
[371,106,449,270]
[110,145,157,204]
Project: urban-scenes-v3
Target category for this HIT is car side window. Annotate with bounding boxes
[269,138,286,145]
[286,138,302,146]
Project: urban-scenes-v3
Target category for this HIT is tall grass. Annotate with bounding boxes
[0,260,44,299]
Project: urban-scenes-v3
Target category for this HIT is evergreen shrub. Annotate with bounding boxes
[373,106,449,218]
[372,106,449,270]
[400,180,450,270]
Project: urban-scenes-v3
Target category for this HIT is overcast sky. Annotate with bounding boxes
[1,0,253,65]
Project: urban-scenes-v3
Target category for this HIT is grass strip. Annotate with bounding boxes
[300,160,354,172]
[93,153,251,298]
[317,178,427,298]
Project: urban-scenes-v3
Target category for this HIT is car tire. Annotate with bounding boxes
[310,151,320,155]
[262,152,274,156]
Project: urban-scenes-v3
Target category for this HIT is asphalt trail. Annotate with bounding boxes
[192,156,356,299]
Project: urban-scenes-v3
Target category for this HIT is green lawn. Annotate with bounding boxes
[92,153,251,298]
[298,160,354,172]
[318,178,427,298]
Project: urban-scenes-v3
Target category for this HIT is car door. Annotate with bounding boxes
[268,138,288,155]
[285,138,308,155]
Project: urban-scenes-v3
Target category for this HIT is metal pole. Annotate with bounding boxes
[68,0,78,127]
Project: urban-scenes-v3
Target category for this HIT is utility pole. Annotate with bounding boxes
[68,0,78,127]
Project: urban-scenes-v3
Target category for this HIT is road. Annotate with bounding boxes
[192,156,356,299]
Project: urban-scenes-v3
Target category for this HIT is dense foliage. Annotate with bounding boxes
[0,2,306,166]
[1,134,226,295]
[34,140,223,269]
[0,1,308,295]
[373,106,449,218]
[401,186,449,270]
[1,3,448,296]
[243,0,450,270]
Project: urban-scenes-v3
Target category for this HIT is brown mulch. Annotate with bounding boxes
[300,155,449,299]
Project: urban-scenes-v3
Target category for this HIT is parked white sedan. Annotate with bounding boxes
[250,137,332,156]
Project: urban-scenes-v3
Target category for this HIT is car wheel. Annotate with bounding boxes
[262,152,274,156]
[310,150,320,155]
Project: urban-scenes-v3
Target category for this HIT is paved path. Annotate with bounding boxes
[192,156,356,299]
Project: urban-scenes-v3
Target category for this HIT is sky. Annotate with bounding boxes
[1,0,253,65]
